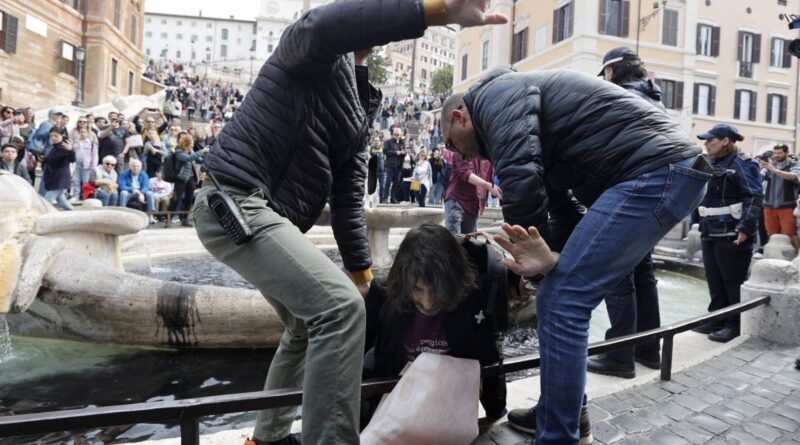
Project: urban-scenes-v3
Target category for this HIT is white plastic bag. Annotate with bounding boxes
[360,353,480,445]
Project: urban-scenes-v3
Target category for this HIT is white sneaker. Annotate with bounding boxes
[149,216,157,224]
[69,197,80,204]
[171,216,181,224]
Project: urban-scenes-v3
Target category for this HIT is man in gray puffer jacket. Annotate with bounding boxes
[443,68,711,445]
[192,1,506,444]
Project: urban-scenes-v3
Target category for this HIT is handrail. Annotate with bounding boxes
[0,296,771,442]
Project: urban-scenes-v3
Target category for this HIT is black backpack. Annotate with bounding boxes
[161,153,179,182]
[458,233,509,333]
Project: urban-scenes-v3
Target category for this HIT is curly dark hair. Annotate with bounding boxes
[608,59,649,85]
[386,224,477,314]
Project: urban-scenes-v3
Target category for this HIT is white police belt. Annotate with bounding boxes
[698,203,743,220]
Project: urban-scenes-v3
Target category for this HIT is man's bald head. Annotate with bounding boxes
[441,93,467,131]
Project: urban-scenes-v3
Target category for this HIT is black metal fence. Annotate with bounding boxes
[0,296,770,444]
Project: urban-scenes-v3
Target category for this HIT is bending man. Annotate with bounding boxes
[443,68,711,444]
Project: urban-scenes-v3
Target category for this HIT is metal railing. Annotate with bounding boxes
[0,296,770,444]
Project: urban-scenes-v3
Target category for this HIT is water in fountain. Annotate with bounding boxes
[0,315,12,360]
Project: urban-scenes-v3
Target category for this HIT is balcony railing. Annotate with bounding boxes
[739,61,754,78]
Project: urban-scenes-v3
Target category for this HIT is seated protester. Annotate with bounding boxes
[91,155,119,206]
[1,143,31,182]
[148,168,174,217]
[363,224,508,427]
[42,126,75,211]
[118,159,156,222]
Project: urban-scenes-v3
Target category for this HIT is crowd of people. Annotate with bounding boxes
[0,63,240,226]
[144,60,244,124]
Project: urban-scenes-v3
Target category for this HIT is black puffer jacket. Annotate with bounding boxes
[203,0,426,272]
[621,78,666,112]
[464,68,700,240]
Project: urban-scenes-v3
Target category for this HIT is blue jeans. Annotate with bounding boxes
[95,190,119,206]
[44,189,74,211]
[71,163,92,198]
[534,157,709,444]
[444,199,477,234]
[120,190,156,212]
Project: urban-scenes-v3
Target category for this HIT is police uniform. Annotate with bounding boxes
[696,125,762,341]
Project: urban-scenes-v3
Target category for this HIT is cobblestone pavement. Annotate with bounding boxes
[483,338,800,445]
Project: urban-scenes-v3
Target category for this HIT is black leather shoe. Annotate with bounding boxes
[507,405,593,444]
[248,434,301,445]
[587,355,635,379]
[692,323,722,334]
[634,352,661,370]
[708,327,739,343]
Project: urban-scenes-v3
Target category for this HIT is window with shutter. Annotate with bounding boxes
[711,26,720,57]
[0,11,5,51]
[461,54,468,80]
[780,95,787,125]
[599,0,628,37]
[736,90,754,121]
[662,9,679,46]
[694,83,712,116]
[113,0,121,29]
[111,58,118,87]
[481,40,489,70]
[512,28,529,63]
[59,40,77,77]
[738,32,755,78]
[697,24,713,56]
[553,1,574,44]
[0,11,17,55]
[783,39,793,68]
[709,85,716,116]
[734,90,742,119]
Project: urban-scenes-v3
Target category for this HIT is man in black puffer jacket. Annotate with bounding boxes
[443,68,711,445]
[192,1,507,444]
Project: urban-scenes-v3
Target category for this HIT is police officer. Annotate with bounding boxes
[693,124,762,342]
[587,47,666,379]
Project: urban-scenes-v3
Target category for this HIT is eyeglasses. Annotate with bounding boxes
[104,162,116,166]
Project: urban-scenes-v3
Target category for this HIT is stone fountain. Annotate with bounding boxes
[0,172,444,348]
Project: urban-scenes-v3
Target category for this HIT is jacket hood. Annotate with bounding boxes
[622,78,662,102]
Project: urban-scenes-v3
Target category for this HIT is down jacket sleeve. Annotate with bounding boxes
[276,0,426,76]
[470,77,550,240]
[330,148,372,272]
[735,158,763,238]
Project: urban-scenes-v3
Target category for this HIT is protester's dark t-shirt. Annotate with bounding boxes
[401,312,450,362]
[98,126,131,163]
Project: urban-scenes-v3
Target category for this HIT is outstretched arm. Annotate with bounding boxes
[275,0,506,75]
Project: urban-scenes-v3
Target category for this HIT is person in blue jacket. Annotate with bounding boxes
[118,158,156,218]
[692,124,762,342]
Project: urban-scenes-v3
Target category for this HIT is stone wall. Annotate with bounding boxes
[0,0,145,110]
[0,1,83,109]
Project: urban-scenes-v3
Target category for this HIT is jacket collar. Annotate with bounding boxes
[463,67,515,161]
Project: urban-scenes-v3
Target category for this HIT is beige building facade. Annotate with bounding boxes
[454,0,800,154]
[0,0,144,110]
[387,26,457,96]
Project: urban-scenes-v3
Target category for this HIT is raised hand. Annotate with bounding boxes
[492,223,557,278]
[445,0,508,28]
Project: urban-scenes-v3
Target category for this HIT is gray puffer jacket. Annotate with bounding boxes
[203,0,426,272]
[464,68,700,241]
